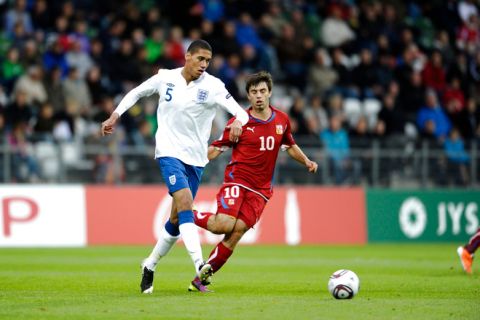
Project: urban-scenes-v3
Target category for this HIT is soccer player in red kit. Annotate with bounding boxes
[457,227,480,274]
[188,71,318,292]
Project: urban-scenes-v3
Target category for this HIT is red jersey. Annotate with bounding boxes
[211,106,296,199]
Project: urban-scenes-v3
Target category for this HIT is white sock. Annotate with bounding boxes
[179,222,203,272]
[143,227,179,271]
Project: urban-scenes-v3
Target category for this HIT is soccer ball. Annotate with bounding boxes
[327,269,360,299]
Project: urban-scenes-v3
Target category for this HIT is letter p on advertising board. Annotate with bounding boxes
[0,186,87,247]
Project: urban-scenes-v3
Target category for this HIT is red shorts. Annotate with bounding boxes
[216,184,267,228]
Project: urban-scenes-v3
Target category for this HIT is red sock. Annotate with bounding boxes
[465,227,480,254]
[193,210,214,230]
[207,242,233,274]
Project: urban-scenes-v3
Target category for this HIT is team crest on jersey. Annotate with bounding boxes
[228,199,235,205]
[276,125,283,134]
[197,89,209,103]
[169,175,176,185]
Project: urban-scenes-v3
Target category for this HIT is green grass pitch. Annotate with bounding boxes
[0,245,478,319]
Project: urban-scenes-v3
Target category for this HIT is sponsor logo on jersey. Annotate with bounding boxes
[169,175,176,185]
[197,89,209,103]
[196,211,207,219]
[166,83,175,87]
[225,93,232,99]
[276,125,283,134]
[228,199,235,205]
[246,127,255,133]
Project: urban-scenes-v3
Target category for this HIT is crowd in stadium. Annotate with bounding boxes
[0,0,480,185]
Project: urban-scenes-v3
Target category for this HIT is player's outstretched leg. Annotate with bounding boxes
[457,246,473,274]
[458,227,479,274]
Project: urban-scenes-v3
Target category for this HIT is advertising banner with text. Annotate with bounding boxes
[86,186,366,245]
[367,190,479,242]
[0,185,86,247]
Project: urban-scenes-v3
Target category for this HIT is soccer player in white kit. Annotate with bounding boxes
[101,40,249,294]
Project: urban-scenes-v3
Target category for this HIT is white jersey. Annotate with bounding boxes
[114,68,248,167]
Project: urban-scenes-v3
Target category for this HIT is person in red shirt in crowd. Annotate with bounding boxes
[422,50,446,93]
[189,71,318,292]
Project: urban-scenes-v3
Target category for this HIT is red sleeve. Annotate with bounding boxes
[211,117,235,148]
[281,116,296,146]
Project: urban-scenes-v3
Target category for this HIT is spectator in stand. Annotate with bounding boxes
[321,114,360,185]
[434,30,455,68]
[165,26,185,68]
[443,76,466,113]
[456,14,479,55]
[109,38,142,91]
[274,23,308,91]
[43,38,69,78]
[1,47,24,93]
[8,121,42,182]
[422,50,447,94]
[86,66,110,107]
[216,21,241,57]
[12,65,47,107]
[235,12,265,54]
[145,26,165,63]
[66,39,94,79]
[416,89,452,141]
[455,98,480,141]
[43,66,66,114]
[20,39,43,69]
[376,92,404,136]
[321,3,355,48]
[307,48,338,98]
[33,102,55,141]
[444,127,470,186]
[305,95,329,135]
[219,54,241,100]
[399,71,426,123]
[458,0,479,24]
[240,44,268,74]
[62,67,92,117]
[89,38,109,75]
[4,0,33,37]
[447,52,470,95]
[200,0,225,23]
[5,90,33,128]
[352,47,382,99]
[70,20,91,53]
[289,96,314,137]
[31,0,51,31]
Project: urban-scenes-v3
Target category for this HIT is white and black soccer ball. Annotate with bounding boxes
[328,269,360,299]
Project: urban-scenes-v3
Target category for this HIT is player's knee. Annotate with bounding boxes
[211,220,235,234]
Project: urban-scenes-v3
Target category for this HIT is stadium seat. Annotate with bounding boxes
[362,98,381,129]
[343,97,362,127]
[34,142,60,180]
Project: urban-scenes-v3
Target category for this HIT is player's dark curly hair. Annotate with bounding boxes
[245,71,273,93]
[187,39,212,54]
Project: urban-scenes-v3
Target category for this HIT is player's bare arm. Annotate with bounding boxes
[101,112,120,136]
[286,144,318,173]
[207,146,224,161]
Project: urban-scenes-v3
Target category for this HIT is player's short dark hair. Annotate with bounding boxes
[245,71,273,93]
[187,39,212,54]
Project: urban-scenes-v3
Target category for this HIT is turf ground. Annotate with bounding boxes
[0,244,478,319]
